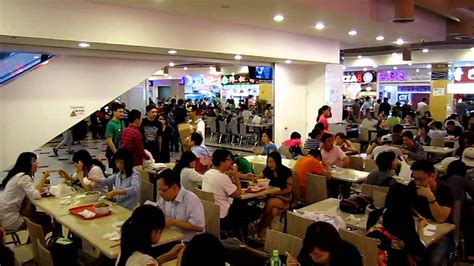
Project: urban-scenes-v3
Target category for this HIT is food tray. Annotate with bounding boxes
[245,186,266,193]
[69,205,112,220]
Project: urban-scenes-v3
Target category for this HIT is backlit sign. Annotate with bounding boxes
[378,70,408,82]
[342,71,376,83]
[453,67,474,83]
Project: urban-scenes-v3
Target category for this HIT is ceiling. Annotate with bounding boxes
[92,0,448,49]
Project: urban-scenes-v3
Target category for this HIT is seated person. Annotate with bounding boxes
[287,221,362,266]
[60,149,107,193]
[402,114,416,127]
[88,149,140,210]
[173,151,203,191]
[428,121,447,139]
[411,160,454,266]
[361,111,378,128]
[420,111,433,127]
[189,133,211,173]
[178,233,225,266]
[334,132,357,153]
[387,112,402,126]
[294,149,331,199]
[0,226,15,266]
[415,126,431,146]
[282,131,303,149]
[289,146,303,160]
[366,131,385,155]
[366,183,426,266]
[401,131,427,161]
[371,135,403,160]
[304,129,322,150]
[252,130,278,155]
[445,120,463,139]
[117,205,184,266]
[320,133,350,168]
[377,112,390,132]
[391,124,404,145]
[156,169,205,242]
[366,151,399,187]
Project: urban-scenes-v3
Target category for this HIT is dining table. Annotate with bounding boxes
[329,166,369,183]
[244,155,296,174]
[422,146,455,157]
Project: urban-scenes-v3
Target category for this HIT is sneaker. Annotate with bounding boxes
[53,148,58,157]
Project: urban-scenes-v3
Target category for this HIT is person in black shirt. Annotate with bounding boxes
[174,99,188,125]
[411,160,454,266]
[446,120,463,138]
[379,97,391,117]
[141,105,161,161]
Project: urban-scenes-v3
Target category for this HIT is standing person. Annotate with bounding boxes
[88,149,140,210]
[158,114,172,163]
[352,99,361,122]
[116,205,184,266]
[401,101,413,119]
[456,97,469,117]
[141,105,161,161]
[156,169,205,241]
[120,109,150,166]
[53,128,74,157]
[373,99,381,119]
[361,96,372,118]
[316,105,332,131]
[392,102,403,118]
[105,102,125,171]
[187,105,206,143]
[417,98,429,115]
[174,99,187,125]
[379,97,391,117]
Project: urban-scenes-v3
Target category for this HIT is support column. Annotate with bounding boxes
[429,64,451,121]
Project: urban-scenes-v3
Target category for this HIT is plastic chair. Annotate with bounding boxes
[191,187,215,202]
[239,123,255,146]
[286,211,314,239]
[37,239,54,266]
[278,146,293,159]
[339,229,378,266]
[13,244,34,265]
[364,159,378,172]
[218,120,229,143]
[430,137,445,147]
[201,199,221,240]
[24,217,46,265]
[230,119,240,145]
[290,170,302,205]
[207,117,218,142]
[304,173,328,204]
[140,180,154,204]
[5,229,22,246]
[264,229,302,258]
[349,156,364,171]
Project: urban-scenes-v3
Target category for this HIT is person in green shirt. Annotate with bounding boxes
[105,102,125,170]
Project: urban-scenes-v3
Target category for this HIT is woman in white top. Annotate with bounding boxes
[59,149,107,193]
[173,151,204,191]
[0,152,50,231]
[116,205,184,266]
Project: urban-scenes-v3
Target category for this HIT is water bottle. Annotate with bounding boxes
[271,250,281,266]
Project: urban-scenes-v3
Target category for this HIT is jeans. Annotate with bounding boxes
[426,235,454,266]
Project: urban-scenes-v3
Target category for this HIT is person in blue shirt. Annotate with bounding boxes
[252,130,277,155]
[89,149,140,210]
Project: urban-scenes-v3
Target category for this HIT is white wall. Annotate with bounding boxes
[119,81,147,115]
[0,55,165,170]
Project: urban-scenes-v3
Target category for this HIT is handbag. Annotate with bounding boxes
[339,194,373,214]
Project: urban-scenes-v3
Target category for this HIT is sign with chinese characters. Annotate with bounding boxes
[378,69,431,83]
[453,67,474,83]
[221,74,259,85]
[342,71,376,83]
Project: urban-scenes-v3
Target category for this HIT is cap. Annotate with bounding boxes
[381,134,392,143]
[462,148,474,167]
[438,157,458,172]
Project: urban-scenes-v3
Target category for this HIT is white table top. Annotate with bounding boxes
[240,186,281,200]
[330,167,369,183]
[244,155,296,169]
[422,146,455,155]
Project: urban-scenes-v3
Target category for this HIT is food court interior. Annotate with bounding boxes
[1,0,474,265]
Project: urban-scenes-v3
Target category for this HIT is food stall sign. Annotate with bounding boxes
[453,67,474,83]
[342,71,376,83]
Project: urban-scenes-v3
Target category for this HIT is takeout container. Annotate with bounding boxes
[83,192,101,203]
[94,203,111,215]
[257,178,270,188]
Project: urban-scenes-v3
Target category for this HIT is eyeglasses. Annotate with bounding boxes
[157,186,171,194]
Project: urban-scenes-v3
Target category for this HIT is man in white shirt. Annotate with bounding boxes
[241,105,253,123]
[428,121,447,139]
[417,98,429,115]
[187,105,206,144]
[202,149,242,229]
[371,134,403,159]
[361,96,372,118]
[361,111,378,129]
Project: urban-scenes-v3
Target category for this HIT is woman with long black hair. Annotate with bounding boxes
[316,105,332,131]
[158,114,173,163]
[0,152,51,231]
[117,205,184,266]
[173,151,203,191]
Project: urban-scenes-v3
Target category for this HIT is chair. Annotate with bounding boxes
[218,120,229,143]
[364,159,378,172]
[37,239,54,266]
[201,200,221,240]
[452,200,464,261]
[278,146,293,159]
[230,119,240,145]
[286,211,314,239]
[239,123,255,146]
[431,137,445,147]
[291,170,302,204]
[134,166,151,184]
[140,180,154,204]
[339,229,378,266]
[264,229,303,258]
[24,217,47,265]
[191,187,215,202]
[352,142,361,154]
[207,117,218,142]
[361,184,389,208]
[253,163,266,175]
[304,173,328,204]
[359,127,370,142]
[302,149,310,155]
[349,156,364,171]
[13,244,34,265]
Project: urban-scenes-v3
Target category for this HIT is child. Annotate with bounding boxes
[190,133,211,174]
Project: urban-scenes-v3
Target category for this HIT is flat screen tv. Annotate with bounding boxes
[249,66,273,80]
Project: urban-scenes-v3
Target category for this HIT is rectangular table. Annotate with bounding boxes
[244,155,296,174]
[55,203,183,259]
[240,186,280,200]
[297,198,455,246]
[330,167,369,183]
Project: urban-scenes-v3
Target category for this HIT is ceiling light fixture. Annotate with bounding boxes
[395,38,405,45]
[362,67,368,71]
[416,69,420,73]
[231,72,235,76]
[234,55,242,60]
[33,56,40,59]
[284,59,292,64]
[376,35,385,41]
[348,30,358,36]
[422,48,429,53]
[393,66,398,70]
[373,65,378,68]
[392,53,398,57]
[342,66,346,70]
[78,42,90,48]
[408,62,413,66]
[168,62,175,67]
[273,14,285,22]
[168,50,177,54]
[426,64,432,69]
[471,47,474,51]
[357,55,362,59]
[314,22,325,30]
[183,67,188,71]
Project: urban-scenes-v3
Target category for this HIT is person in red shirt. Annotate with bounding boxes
[317,105,332,131]
[120,109,149,166]
[294,149,331,199]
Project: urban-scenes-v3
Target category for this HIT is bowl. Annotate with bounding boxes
[94,202,111,215]
[257,178,270,188]
[83,191,101,203]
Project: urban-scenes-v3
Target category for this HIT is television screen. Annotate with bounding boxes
[254,66,273,80]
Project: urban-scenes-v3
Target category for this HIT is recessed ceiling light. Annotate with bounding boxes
[416,68,420,73]
[33,56,40,59]
[164,73,169,77]
[392,53,398,57]
[426,64,432,68]
[342,66,347,70]
[314,22,325,30]
[362,67,368,71]
[234,55,242,60]
[284,59,292,64]
[376,35,385,41]
[209,66,215,70]
[168,50,177,54]
[168,62,175,67]
[408,62,413,66]
[78,42,90,48]
[471,47,474,51]
[422,48,429,53]
[393,66,398,70]
[373,65,378,68]
[357,55,362,59]
[348,30,358,36]
[273,14,285,22]
[231,72,235,76]
[448,64,452,67]
[395,38,405,45]
[183,67,188,71]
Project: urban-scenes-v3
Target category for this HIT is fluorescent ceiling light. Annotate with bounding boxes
[372,65,378,68]
[169,62,175,67]
[426,64,432,69]
[314,22,325,30]
[376,35,384,41]
[422,48,429,53]
[284,60,292,64]
[394,39,405,45]
[362,67,368,71]
[348,30,358,36]
[234,55,242,60]
[273,14,285,22]
[357,55,362,59]
[183,67,188,70]
[78,42,90,48]
[416,69,419,72]
[168,50,177,54]
[393,66,398,70]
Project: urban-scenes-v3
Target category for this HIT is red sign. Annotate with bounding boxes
[454,67,474,83]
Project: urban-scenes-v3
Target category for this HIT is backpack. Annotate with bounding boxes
[339,194,373,214]
[46,235,81,266]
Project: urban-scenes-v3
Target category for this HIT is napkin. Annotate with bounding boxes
[59,199,72,205]
[423,224,437,236]
[112,221,125,229]
[103,231,121,241]
[78,209,96,218]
